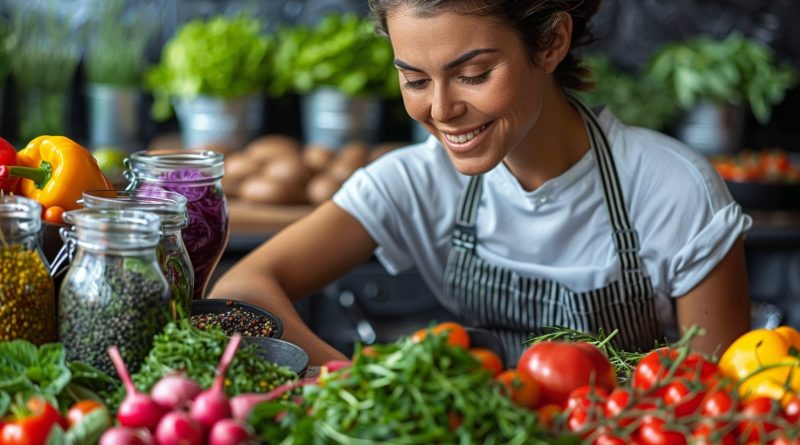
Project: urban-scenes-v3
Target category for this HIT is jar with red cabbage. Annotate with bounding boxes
[125,150,228,300]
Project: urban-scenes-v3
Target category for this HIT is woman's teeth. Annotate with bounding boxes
[444,124,487,144]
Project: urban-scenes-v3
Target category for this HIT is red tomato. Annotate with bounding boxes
[772,438,800,445]
[517,341,616,406]
[633,348,679,394]
[691,421,736,445]
[411,322,470,349]
[594,434,628,445]
[469,348,503,377]
[566,406,590,432]
[565,385,609,411]
[663,379,706,417]
[66,400,104,429]
[637,416,688,445]
[496,369,541,409]
[604,387,638,427]
[535,403,561,429]
[701,391,737,418]
[783,395,800,423]
[737,397,780,444]
[43,206,65,225]
[0,397,66,445]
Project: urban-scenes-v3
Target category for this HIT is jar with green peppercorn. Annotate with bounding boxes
[0,195,56,344]
[81,189,195,316]
[58,208,170,374]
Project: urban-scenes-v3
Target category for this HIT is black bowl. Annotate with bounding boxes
[242,337,309,374]
[465,327,507,369]
[191,299,284,339]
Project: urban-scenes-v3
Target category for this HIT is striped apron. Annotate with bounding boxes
[443,98,662,365]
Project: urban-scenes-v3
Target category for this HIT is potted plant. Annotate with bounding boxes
[643,34,797,154]
[270,12,399,149]
[144,14,274,152]
[84,0,159,152]
[0,19,13,132]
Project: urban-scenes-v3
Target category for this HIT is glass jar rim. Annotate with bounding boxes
[81,189,188,230]
[0,195,42,238]
[63,208,162,250]
[127,149,224,183]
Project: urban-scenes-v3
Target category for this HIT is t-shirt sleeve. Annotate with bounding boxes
[332,162,415,275]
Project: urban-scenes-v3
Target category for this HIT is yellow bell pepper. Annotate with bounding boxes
[6,136,112,211]
[719,325,800,403]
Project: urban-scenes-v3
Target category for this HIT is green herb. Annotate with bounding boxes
[110,319,296,408]
[0,340,115,413]
[644,33,797,124]
[270,13,399,98]
[144,14,274,121]
[84,0,159,86]
[250,334,579,444]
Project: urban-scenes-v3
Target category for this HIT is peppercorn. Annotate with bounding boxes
[0,244,56,344]
[190,307,275,337]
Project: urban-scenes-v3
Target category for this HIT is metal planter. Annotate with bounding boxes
[174,95,264,152]
[85,83,141,151]
[301,87,381,149]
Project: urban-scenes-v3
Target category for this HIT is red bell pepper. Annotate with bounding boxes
[0,138,19,193]
[0,397,66,445]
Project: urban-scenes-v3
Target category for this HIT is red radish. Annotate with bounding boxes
[151,373,202,410]
[99,426,154,445]
[190,335,241,427]
[230,377,317,422]
[108,346,166,431]
[208,418,252,445]
[322,360,352,373]
[155,411,204,445]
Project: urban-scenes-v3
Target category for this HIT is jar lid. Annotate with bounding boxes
[0,195,41,238]
[63,208,162,251]
[81,189,188,231]
[126,149,224,184]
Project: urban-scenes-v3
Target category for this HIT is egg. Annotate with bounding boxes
[306,174,343,205]
[238,176,307,205]
[302,143,336,173]
[244,134,301,163]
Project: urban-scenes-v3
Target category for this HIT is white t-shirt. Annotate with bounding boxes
[333,109,752,335]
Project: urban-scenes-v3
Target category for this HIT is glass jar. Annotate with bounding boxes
[0,195,56,344]
[82,189,195,316]
[59,209,170,374]
[125,150,228,300]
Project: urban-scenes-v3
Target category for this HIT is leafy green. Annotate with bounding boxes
[0,340,114,411]
[270,13,399,98]
[250,333,579,445]
[144,14,274,120]
[644,33,797,124]
[46,407,112,445]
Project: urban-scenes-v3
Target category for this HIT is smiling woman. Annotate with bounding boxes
[209,0,752,367]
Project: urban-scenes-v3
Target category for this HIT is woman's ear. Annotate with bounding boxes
[539,12,573,74]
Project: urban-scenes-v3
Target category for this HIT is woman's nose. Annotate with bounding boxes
[430,84,465,123]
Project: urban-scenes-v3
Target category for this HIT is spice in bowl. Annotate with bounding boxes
[190,307,276,337]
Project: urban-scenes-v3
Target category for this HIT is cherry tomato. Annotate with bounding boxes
[783,395,800,423]
[701,391,737,418]
[411,322,470,349]
[691,421,737,445]
[0,397,66,445]
[771,437,800,445]
[43,206,65,225]
[637,415,687,445]
[737,397,780,444]
[496,369,541,409]
[535,403,561,429]
[66,400,104,429]
[565,385,609,411]
[594,434,629,445]
[605,387,637,427]
[517,341,616,406]
[469,348,503,377]
[633,348,679,394]
[663,379,706,417]
[566,406,590,432]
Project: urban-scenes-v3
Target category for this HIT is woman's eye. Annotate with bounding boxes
[460,71,490,85]
[402,79,429,90]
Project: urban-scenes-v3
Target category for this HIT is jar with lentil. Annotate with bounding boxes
[59,208,170,374]
[125,150,228,301]
[82,189,195,316]
[0,195,55,344]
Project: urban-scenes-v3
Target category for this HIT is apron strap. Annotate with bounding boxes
[452,175,483,251]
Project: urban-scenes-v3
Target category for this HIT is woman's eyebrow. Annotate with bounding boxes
[394,48,498,72]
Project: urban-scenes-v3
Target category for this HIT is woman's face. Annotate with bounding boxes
[386,6,549,175]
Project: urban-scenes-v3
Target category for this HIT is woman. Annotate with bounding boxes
[210,0,751,365]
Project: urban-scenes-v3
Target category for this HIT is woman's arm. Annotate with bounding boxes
[675,237,751,357]
[209,201,378,365]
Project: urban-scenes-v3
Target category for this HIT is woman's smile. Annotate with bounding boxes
[440,122,493,154]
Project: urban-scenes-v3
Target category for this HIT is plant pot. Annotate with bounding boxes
[16,86,69,144]
[674,101,745,155]
[301,87,381,149]
[173,95,264,152]
[85,83,141,152]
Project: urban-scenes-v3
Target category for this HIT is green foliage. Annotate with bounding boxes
[270,13,399,98]
[574,54,681,130]
[84,0,159,86]
[144,14,274,121]
[0,19,12,85]
[644,33,797,124]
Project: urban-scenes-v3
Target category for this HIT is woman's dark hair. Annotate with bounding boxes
[368,0,601,91]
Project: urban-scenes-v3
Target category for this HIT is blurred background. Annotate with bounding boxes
[2,0,799,355]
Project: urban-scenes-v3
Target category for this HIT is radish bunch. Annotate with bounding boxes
[101,335,255,445]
